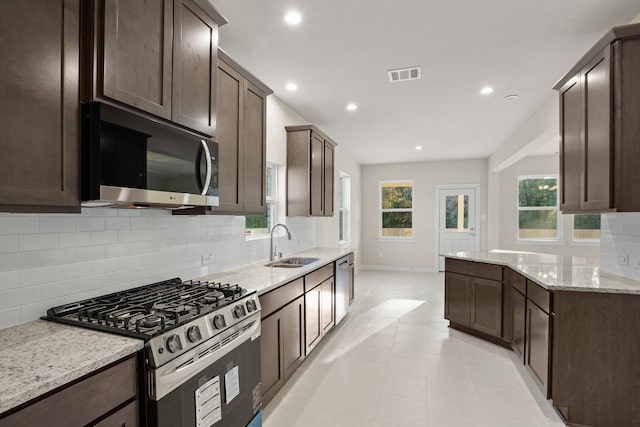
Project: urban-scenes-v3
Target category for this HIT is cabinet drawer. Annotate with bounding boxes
[0,355,137,427]
[511,271,527,294]
[93,399,138,427]
[259,278,304,319]
[305,264,334,292]
[445,258,503,281]
[527,280,550,313]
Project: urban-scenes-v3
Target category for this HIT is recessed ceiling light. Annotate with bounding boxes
[480,86,494,95]
[504,94,519,101]
[346,103,358,111]
[415,146,423,150]
[284,11,302,25]
[285,82,298,91]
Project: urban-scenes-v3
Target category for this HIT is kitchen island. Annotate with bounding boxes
[444,251,640,427]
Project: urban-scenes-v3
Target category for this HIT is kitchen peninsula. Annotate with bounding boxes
[444,251,640,427]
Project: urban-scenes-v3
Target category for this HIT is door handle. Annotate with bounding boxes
[195,140,213,196]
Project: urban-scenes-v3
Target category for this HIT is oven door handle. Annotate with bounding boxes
[151,316,260,401]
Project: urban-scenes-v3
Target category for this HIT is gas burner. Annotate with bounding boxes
[137,313,166,331]
[203,291,223,304]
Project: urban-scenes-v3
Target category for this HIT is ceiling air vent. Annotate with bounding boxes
[388,66,421,83]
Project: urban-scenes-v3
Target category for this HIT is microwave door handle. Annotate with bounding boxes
[195,140,212,196]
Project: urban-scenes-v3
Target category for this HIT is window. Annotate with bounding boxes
[517,176,560,241]
[245,162,277,237]
[380,181,413,239]
[339,173,351,243]
[573,214,601,241]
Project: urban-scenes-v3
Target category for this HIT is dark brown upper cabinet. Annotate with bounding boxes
[0,0,80,213]
[554,23,640,213]
[286,125,337,217]
[82,0,226,136]
[176,51,272,216]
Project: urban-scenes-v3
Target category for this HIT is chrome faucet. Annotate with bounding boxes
[270,223,292,262]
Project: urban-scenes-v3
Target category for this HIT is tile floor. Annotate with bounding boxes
[263,270,565,427]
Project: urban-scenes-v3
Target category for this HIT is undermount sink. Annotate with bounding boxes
[265,257,320,268]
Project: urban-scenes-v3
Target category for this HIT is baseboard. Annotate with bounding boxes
[360,265,439,273]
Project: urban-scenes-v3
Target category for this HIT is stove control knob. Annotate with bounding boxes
[213,314,226,329]
[166,334,183,353]
[246,299,257,313]
[187,326,202,343]
[233,304,247,318]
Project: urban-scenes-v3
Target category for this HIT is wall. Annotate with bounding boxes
[600,214,640,279]
[498,155,599,257]
[360,159,488,271]
[0,95,326,330]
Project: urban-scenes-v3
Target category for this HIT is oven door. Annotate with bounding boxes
[147,323,261,427]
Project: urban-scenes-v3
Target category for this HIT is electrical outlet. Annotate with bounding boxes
[201,254,214,265]
[618,255,629,266]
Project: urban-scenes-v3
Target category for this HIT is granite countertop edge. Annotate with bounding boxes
[0,320,144,415]
[444,251,640,295]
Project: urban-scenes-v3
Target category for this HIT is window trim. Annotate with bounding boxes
[245,162,278,240]
[339,172,351,245]
[516,174,562,243]
[571,213,601,244]
[378,179,415,242]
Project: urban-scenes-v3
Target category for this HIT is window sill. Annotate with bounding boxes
[377,237,416,243]
[245,234,269,241]
[571,240,600,246]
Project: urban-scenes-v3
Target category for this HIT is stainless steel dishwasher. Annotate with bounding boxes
[335,254,354,324]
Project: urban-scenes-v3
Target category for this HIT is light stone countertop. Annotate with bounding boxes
[445,250,640,294]
[200,247,355,295]
[0,247,352,415]
[0,320,143,415]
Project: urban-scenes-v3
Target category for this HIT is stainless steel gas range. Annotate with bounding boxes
[46,278,262,427]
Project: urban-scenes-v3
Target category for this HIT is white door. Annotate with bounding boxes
[437,186,479,271]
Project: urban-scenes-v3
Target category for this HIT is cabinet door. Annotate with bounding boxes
[305,285,322,355]
[260,312,284,406]
[102,0,173,119]
[444,272,471,327]
[93,400,139,427]
[282,296,305,380]
[559,75,582,212]
[310,134,324,216]
[214,60,242,212]
[172,0,218,136]
[581,47,611,210]
[511,288,526,362]
[320,277,335,335]
[323,142,335,217]
[526,300,550,398]
[242,82,267,214]
[0,0,80,212]
[470,277,503,338]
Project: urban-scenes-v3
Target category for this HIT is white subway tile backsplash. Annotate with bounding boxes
[600,213,640,280]
[0,271,20,292]
[0,210,316,329]
[0,216,39,235]
[39,248,76,267]
[0,236,18,253]
[90,231,118,245]
[19,266,58,287]
[18,233,58,251]
[59,232,92,248]
[39,216,74,233]
[75,216,105,232]
[0,252,40,273]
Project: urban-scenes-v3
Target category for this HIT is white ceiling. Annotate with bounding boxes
[213,0,640,165]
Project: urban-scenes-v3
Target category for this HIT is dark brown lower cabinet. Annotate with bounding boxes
[320,278,335,335]
[552,291,640,427]
[444,272,471,327]
[260,295,305,407]
[470,277,502,337]
[511,287,526,361]
[305,284,322,354]
[526,300,551,398]
[0,355,139,427]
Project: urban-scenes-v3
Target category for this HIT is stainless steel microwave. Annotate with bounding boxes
[81,102,219,208]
